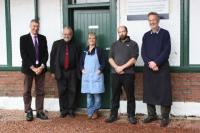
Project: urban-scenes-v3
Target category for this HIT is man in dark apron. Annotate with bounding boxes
[141,12,172,127]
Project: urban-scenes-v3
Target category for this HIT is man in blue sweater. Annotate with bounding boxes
[141,12,172,127]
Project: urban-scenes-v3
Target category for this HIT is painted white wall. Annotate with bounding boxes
[39,0,63,66]
[120,100,200,117]
[0,0,7,65]
[117,0,181,66]
[189,0,200,65]
[10,0,35,66]
[1,97,200,116]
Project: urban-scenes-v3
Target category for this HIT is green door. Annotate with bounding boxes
[73,9,111,108]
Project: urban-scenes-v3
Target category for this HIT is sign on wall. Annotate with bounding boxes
[127,0,169,20]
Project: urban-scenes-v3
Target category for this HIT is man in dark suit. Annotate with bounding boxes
[50,27,80,118]
[20,19,49,121]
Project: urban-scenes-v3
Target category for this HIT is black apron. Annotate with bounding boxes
[143,61,172,106]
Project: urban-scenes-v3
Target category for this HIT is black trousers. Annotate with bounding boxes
[111,74,135,117]
[56,69,77,114]
[147,104,171,119]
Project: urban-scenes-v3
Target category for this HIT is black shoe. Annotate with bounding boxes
[143,116,158,123]
[26,110,33,121]
[36,112,48,120]
[60,113,68,118]
[160,118,170,127]
[128,116,137,124]
[68,112,75,118]
[105,115,118,123]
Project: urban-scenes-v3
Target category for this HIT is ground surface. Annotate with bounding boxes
[0,110,200,133]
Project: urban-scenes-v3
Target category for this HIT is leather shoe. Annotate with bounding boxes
[36,112,48,120]
[60,113,68,118]
[143,115,158,123]
[26,110,33,121]
[92,111,98,120]
[68,112,75,118]
[160,118,170,127]
[105,115,117,123]
[128,116,137,124]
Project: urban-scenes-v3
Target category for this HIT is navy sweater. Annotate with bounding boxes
[141,28,171,66]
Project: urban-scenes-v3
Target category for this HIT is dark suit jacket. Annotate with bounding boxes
[50,39,80,80]
[20,33,48,75]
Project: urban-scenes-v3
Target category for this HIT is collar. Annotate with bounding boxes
[151,27,161,34]
[30,33,38,38]
[119,36,130,43]
[86,46,96,55]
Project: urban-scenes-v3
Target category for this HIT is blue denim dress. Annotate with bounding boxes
[81,49,105,94]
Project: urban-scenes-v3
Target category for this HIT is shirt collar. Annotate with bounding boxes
[151,27,161,34]
[119,36,130,43]
[30,33,38,38]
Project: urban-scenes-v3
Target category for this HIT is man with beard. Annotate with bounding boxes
[105,26,139,124]
[50,27,80,118]
[141,12,172,127]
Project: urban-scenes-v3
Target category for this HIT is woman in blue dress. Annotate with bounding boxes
[80,32,105,119]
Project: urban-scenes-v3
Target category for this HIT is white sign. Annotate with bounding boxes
[127,0,169,20]
[88,25,99,29]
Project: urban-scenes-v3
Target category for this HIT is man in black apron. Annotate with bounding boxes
[141,12,172,127]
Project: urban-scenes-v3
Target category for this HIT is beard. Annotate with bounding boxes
[64,37,71,42]
[119,35,127,40]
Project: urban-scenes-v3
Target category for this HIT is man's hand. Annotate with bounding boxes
[31,66,37,73]
[82,69,86,74]
[51,73,55,78]
[35,67,43,75]
[152,66,159,71]
[148,61,157,69]
[115,66,124,74]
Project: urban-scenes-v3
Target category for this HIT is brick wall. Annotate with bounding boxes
[0,71,200,102]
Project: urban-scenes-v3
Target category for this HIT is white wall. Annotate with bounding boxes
[117,0,181,66]
[39,0,63,66]
[10,0,35,66]
[0,0,7,65]
[189,0,200,65]
[1,97,200,117]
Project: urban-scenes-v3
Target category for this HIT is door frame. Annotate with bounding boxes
[62,0,117,43]
[62,0,117,108]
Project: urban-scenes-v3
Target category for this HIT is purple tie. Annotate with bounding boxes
[34,36,39,64]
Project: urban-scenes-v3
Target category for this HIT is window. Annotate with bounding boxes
[0,0,7,65]
[189,0,200,65]
[10,0,35,66]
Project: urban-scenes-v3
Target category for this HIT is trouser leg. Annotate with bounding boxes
[57,78,68,114]
[35,73,45,112]
[122,74,135,117]
[23,74,33,113]
[161,105,171,119]
[67,70,77,112]
[87,93,94,117]
[110,74,121,117]
[147,104,157,117]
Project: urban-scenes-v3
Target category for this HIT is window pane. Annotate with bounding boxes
[10,0,35,66]
[189,0,200,64]
[0,0,7,65]
[39,0,63,66]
